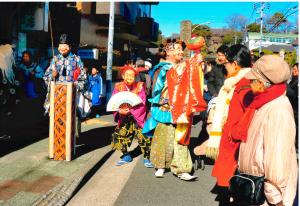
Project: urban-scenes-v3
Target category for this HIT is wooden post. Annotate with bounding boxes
[65,82,72,161]
[49,82,76,161]
[49,82,55,158]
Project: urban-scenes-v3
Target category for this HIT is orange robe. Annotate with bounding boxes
[166,58,207,145]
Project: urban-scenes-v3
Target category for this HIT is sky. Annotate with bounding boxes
[151,1,299,36]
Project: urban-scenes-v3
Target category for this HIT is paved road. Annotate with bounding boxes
[67,142,140,206]
[68,114,221,206]
[114,156,218,206]
[114,116,219,206]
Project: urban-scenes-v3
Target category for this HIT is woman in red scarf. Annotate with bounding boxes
[238,55,297,206]
[210,44,253,204]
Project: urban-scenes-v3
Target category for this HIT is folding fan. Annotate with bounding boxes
[106,91,143,111]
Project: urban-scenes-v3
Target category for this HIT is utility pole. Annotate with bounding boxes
[257,2,270,56]
[258,2,265,56]
[106,1,114,102]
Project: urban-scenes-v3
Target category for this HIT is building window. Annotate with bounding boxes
[124,4,131,21]
[273,38,280,43]
[285,38,292,43]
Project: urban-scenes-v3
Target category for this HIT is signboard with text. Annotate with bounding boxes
[77,49,99,60]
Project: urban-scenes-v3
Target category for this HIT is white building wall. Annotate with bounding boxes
[248,39,293,50]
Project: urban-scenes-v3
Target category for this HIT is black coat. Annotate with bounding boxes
[205,64,226,97]
[287,76,298,114]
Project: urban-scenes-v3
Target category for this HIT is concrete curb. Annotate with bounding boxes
[32,147,115,206]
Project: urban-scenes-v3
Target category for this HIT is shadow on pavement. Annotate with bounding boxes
[128,145,143,159]
[0,92,115,158]
[65,149,114,205]
[190,119,215,166]
[0,96,49,157]
[75,126,115,158]
[210,184,233,206]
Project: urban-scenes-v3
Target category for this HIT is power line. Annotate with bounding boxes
[280,2,292,14]
[267,6,298,33]
[269,6,295,30]
[248,3,258,24]
[246,4,298,50]
[256,2,269,54]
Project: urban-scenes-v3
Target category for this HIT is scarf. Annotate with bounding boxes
[234,83,287,142]
[205,68,251,160]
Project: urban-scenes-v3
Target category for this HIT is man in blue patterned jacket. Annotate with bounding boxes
[44,34,87,137]
[44,34,86,90]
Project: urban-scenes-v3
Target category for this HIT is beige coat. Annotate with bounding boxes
[239,95,298,206]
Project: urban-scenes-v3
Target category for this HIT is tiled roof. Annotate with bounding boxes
[262,44,295,52]
[248,32,298,39]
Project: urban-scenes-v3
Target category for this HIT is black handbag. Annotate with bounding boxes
[229,170,265,205]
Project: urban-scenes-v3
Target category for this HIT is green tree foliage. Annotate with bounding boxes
[191,24,212,39]
[247,23,267,33]
[252,49,297,66]
[266,12,290,33]
[191,24,212,56]
[285,50,297,66]
[268,12,286,25]
[156,29,164,46]
[222,31,243,45]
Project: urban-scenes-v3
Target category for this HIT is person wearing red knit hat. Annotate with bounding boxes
[110,64,153,168]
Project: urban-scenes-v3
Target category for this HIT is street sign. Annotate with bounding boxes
[77,49,99,60]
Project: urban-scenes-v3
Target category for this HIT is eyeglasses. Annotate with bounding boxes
[124,73,135,78]
[250,79,272,88]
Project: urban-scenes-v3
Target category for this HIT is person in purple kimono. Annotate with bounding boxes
[111,65,153,167]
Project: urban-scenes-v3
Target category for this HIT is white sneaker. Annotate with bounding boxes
[155,169,165,178]
[179,173,198,181]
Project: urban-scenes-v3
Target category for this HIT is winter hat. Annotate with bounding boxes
[59,34,72,45]
[135,58,145,67]
[245,55,291,84]
[145,58,152,69]
[120,65,138,76]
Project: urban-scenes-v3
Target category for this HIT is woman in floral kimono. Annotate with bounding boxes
[143,39,207,180]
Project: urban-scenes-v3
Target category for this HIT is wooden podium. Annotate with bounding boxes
[49,82,76,161]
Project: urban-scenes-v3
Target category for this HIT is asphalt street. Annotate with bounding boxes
[68,114,222,206]
[114,156,218,206]
[114,115,219,206]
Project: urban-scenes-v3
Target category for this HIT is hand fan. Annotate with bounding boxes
[106,91,143,111]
